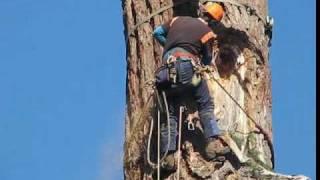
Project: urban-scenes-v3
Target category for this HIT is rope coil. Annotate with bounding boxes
[146,91,172,180]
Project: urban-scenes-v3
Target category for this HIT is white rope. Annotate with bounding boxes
[157,110,160,180]
[176,106,184,180]
[161,91,171,160]
[146,91,172,178]
[147,112,156,167]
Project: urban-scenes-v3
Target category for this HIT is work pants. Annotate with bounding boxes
[160,50,221,153]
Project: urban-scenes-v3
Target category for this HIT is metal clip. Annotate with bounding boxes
[167,55,176,64]
[187,121,195,131]
[167,55,177,84]
[170,68,177,83]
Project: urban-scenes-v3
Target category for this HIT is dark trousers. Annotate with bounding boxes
[160,49,221,153]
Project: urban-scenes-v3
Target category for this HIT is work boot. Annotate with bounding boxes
[205,136,230,160]
[161,151,176,171]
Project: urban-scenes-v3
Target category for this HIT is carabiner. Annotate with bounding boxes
[187,121,195,131]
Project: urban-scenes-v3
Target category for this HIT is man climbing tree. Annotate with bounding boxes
[153,2,230,171]
[123,0,310,179]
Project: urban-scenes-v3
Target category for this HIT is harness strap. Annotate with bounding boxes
[165,49,200,67]
[171,51,197,60]
[162,48,204,88]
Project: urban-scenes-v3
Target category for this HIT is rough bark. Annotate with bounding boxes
[122,0,310,179]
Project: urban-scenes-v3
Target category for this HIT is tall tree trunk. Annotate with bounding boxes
[122,0,309,179]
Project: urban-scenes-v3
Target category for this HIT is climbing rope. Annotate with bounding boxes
[157,109,160,180]
[198,67,275,167]
[125,81,155,144]
[176,106,185,179]
[146,91,173,180]
[124,77,172,178]
[146,104,157,167]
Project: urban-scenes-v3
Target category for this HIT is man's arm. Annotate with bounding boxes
[200,31,216,65]
[153,25,168,46]
[153,18,176,46]
[202,41,213,65]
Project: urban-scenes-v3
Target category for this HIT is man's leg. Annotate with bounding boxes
[193,79,229,160]
[159,59,192,170]
[193,79,221,138]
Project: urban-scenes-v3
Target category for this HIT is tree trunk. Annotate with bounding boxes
[122,0,309,179]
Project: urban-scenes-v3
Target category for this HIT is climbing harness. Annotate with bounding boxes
[155,50,199,91]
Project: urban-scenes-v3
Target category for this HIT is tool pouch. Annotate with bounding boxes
[155,65,178,90]
[155,65,171,90]
[155,55,179,90]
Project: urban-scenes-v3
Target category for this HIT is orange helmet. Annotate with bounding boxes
[204,2,224,21]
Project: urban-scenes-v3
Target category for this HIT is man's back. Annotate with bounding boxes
[163,16,213,56]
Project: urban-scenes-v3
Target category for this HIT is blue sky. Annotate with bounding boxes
[0,0,315,180]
